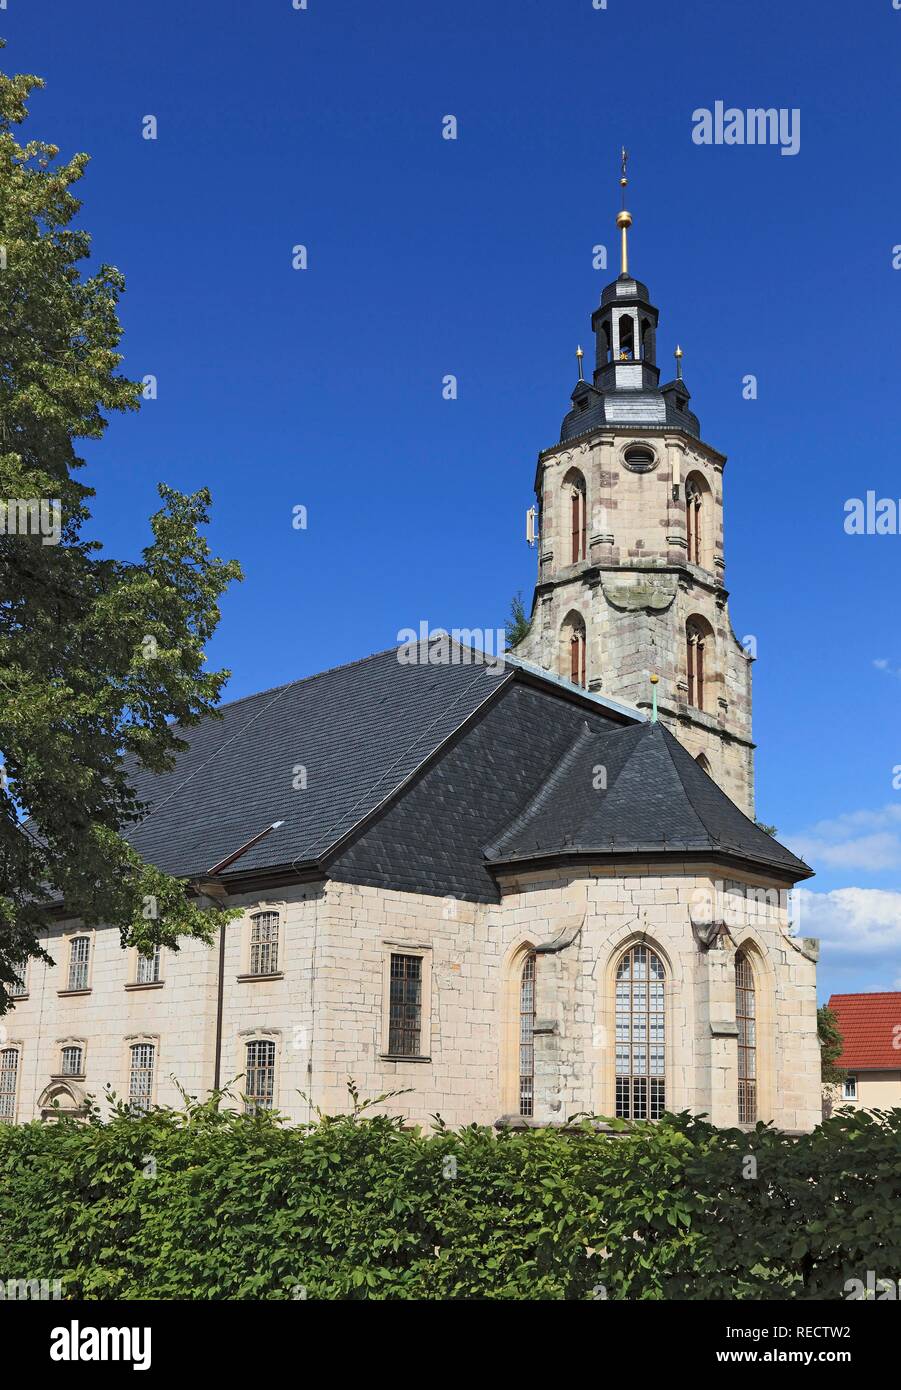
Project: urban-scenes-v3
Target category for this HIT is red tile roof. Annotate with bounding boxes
[827,993,901,1071]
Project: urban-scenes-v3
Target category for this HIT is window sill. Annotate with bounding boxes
[9,994,28,1003]
[379,1054,432,1064]
[50,1073,85,1083]
[236,972,284,983]
[57,989,91,998]
[125,981,165,991]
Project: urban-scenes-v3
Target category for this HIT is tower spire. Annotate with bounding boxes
[616,147,633,276]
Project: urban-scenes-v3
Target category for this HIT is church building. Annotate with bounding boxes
[0,180,823,1135]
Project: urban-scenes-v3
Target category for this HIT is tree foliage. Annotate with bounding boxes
[0,1088,898,1300]
[817,1004,846,1086]
[0,50,242,1010]
[505,590,531,649]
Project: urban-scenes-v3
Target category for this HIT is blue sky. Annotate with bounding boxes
[5,0,901,999]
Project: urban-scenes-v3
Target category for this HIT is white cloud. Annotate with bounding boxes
[790,804,901,872]
[796,886,901,956]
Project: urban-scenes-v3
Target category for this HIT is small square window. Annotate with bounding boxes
[843,1075,857,1101]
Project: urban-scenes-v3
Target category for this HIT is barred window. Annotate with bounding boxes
[0,1048,18,1123]
[249,912,279,976]
[61,1045,83,1077]
[519,953,536,1118]
[10,969,27,998]
[388,953,422,1057]
[735,951,757,1123]
[136,945,162,985]
[67,936,91,992]
[615,945,666,1120]
[244,1039,276,1115]
[128,1043,155,1113]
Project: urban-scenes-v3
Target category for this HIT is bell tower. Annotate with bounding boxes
[513,154,755,816]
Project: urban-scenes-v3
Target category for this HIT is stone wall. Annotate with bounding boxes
[515,428,755,815]
[2,867,820,1133]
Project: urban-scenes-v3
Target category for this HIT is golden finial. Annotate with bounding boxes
[675,344,683,380]
[616,147,632,276]
[575,344,584,381]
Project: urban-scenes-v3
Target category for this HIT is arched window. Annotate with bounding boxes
[570,626,586,687]
[245,1039,276,1116]
[563,469,587,564]
[685,478,702,566]
[60,1044,84,1077]
[735,951,757,1122]
[0,1047,19,1123]
[560,611,587,689]
[136,944,162,985]
[686,619,710,711]
[128,1042,155,1113]
[615,945,665,1120]
[249,911,280,976]
[67,935,91,992]
[519,953,536,1117]
[618,313,635,360]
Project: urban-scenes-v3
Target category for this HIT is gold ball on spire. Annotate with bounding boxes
[616,209,632,229]
[650,673,659,685]
[675,345,683,358]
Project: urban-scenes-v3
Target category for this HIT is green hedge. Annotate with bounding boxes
[0,1087,898,1299]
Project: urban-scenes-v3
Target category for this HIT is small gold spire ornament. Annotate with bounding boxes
[617,146,632,276]
[576,344,584,381]
[675,344,683,380]
[649,671,659,723]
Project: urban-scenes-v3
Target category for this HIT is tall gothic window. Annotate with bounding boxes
[686,478,702,566]
[569,480,587,563]
[615,945,666,1120]
[686,621,707,710]
[570,626,586,688]
[519,952,536,1118]
[735,951,757,1123]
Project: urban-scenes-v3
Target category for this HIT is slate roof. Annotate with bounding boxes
[116,644,809,902]
[484,720,811,879]
[330,678,627,902]
[123,645,517,879]
[828,993,901,1072]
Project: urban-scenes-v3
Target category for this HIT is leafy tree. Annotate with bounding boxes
[505,590,530,649]
[0,50,242,1012]
[817,1005,846,1086]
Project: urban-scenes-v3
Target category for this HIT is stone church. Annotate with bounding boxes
[0,190,823,1135]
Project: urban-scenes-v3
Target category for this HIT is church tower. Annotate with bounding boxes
[514,158,755,816]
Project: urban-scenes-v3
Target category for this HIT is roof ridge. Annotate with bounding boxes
[483,721,597,860]
[308,661,513,862]
[643,722,712,842]
[194,645,402,721]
